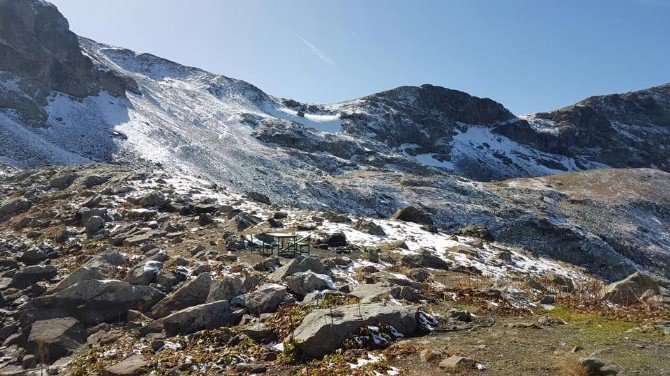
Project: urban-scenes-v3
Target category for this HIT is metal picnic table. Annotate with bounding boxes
[252,232,311,257]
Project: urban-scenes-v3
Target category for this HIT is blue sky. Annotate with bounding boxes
[50,0,670,114]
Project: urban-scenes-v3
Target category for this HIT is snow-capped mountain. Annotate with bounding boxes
[2,0,669,187]
[2,0,670,281]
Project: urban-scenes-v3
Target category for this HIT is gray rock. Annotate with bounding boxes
[232,212,261,231]
[285,271,335,296]
[439,356,480,371]
[50,266,105,293]
[0,198,32,221]
[579,357,621,375]
[125,261,162,285]
[350,283,400,304]
[26,317,85,364]
[151,273,212,318]
[243,283,290,315]
[49,173,78,189]
[391,206,434,225]
[400,250,451,270]
[353,220,386,236]
[198,213,214,226]
[601,272,663,305]
[291,303,423,359]
[160,300,239,336]
[269,256,329,281]
[85,215,106,235]
[138,191,169,208]
[245,191,271,205]
[24,280,165,326]
[17,246,48,265]
[102,354,149,376]
[10,265,57,289]
[207,276,244,303]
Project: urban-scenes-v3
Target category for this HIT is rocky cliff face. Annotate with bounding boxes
[0,0,132,125]
[496,84,670,172]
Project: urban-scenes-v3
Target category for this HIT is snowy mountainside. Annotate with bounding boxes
[2,0,670,282]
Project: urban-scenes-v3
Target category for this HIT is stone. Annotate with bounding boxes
[85,215,105,235]
[269,255,329,281]
[207,276,244,303]
[232,212,261,231]
[9,265,57,289]
[273,212,288,219]
[26,317,86,364]
[102,355,149,376]
[242,284,290,315]
[160,300,239,336]
[601,272,662,305]
[350,283,400,304]
[285,271,335,296]
[291,303,423,359]
[439,356,479,371]
[137,191,169,208]
[155,269,185,290]
[539,295,556,305]
[245,191,271,205]
[391,206,434,225]
[152,273,212,318]
[125,261,162,285]
[50,267,105,293]
[17,247,48,265]
[322,232,347,247]
[240,323,276,344]
[409,268,431,282]
[198,213,214,226]
[235,363,267,373]
[579,357,621,375]
[400,250,451,270]
[0,198,32,221]
[24,280,165,326]
[353,220,386,236]
[49,173,78,189]
[457,225,495,241]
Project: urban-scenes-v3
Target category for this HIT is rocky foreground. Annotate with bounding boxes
[1,165,669,375]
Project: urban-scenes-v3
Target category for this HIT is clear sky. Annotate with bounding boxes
[50,0,670,115]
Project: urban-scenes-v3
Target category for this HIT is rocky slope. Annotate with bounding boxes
[0,0,668,281]
[0,164,669,375]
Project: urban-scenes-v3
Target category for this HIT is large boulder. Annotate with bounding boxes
[160,300,239,336]
[207,276,244,303]
[102,355,149,376]
[601,272,664,305]
[124,261,162,286]
[322,232,347,247]
[26,317,86,364]
[151,273,212,318]
[291,303,425,359]
[285,271,335,296]
[232,212,261,231]
[350,283,401,304]
[240,284,290,315]
[269,256,329,281]
[17,246,49,265]
[400,250,451,270]
[85,215,106,235]
[49,266,105,293]
[353,220,386,236]
[0,198,32,221]
[391,206,434,225]
[23,280,165,326]
[9,265,57,289]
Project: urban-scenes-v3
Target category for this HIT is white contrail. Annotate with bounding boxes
[297,35,337,66]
